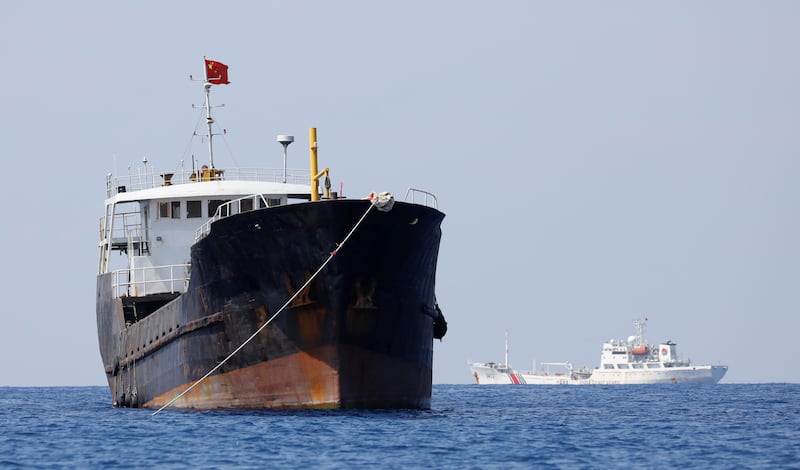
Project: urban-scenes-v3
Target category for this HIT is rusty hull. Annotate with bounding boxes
[96,199,443,410]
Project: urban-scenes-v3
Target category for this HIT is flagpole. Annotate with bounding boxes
[203,57,215,169]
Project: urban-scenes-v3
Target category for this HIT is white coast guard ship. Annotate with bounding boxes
[468,318,727,385]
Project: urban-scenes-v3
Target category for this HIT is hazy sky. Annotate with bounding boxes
[1,1,797,386]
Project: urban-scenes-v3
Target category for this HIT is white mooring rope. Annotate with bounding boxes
[152,195,389,416]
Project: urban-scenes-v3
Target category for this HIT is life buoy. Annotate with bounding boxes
[661,347,667,355]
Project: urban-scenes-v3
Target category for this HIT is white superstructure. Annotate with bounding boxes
[469,318,728,385]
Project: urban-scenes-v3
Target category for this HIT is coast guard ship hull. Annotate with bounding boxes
[469,318,727,385]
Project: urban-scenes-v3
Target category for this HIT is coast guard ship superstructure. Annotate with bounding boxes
[469,318,727,385]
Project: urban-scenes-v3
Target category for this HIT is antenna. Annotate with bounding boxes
[203,82,215,169]
[634,317,647,345]
[504,330,509,368]
[277,135,294,183]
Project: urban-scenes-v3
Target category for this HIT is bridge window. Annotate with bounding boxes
[187,200,202,218]
[158,201,182,219]
[240,198,254,212]
[258,196,283,208]
[208,199,230,217]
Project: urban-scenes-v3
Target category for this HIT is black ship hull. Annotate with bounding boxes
[96,199,445,409]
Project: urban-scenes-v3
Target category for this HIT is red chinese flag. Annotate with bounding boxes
[205,59,230,85]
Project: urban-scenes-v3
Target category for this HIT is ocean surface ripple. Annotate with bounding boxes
[1,384,798,468]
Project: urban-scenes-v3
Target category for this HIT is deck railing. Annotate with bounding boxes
[404,188,438,209]
[193,188,441,242]
[103,210,142,241]
[106,167,310,197]
[194,194,273,242]
[112,264,191,298]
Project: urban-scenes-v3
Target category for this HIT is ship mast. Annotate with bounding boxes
[504,330,509,367]
[202,71,216,169]
[634,317,647,346]
[196,57,229,169]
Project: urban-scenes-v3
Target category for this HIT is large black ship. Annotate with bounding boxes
[96,60,446,410]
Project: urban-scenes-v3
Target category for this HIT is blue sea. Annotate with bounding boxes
[1,384,798,468]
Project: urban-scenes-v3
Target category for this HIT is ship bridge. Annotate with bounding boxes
[98,166,312,302]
